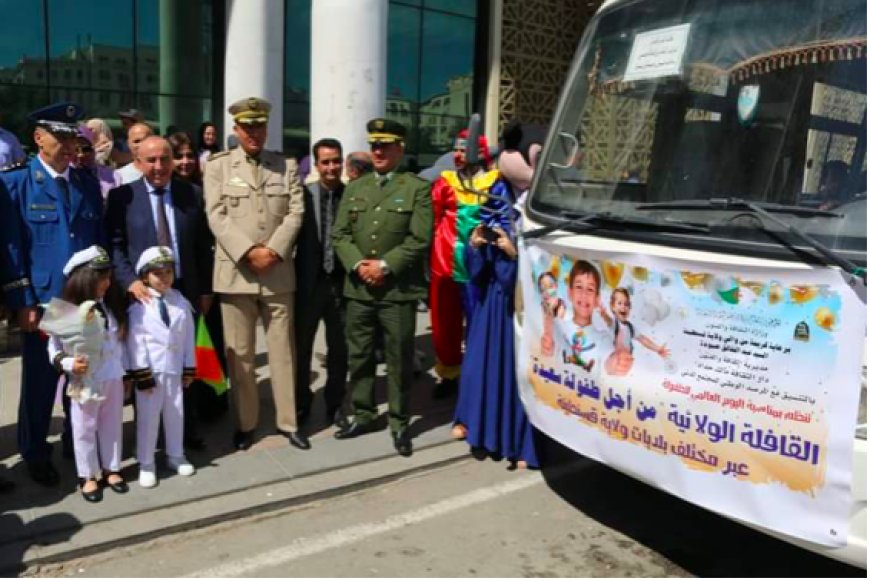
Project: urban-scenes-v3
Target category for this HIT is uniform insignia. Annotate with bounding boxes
[228,176,247,186]
[34,169,44,183]
[207,150,230,162]
[248,97,258,109]
[30,203,56,210]
[375,119,384,130]
[66,105,76,119]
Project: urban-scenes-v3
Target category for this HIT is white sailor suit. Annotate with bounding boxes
[127,287,196,468]
[47,303,127,480]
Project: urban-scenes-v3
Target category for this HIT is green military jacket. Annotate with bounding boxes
[332,171,433,301]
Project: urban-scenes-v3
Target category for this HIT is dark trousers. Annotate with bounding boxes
[346,299,416,433]
[19,332,60,463]
[295,273,348,414]
[185,298,229,425]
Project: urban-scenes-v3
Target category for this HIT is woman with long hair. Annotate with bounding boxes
[168,131,203,187]
[196,122,219,173]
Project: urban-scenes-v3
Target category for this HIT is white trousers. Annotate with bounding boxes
[71,378,124,479]
[136,372,185,467]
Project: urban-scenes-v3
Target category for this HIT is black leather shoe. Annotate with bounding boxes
[327,407,350,430]
[28,461,60,487]
[334,421,373,440]
[393,430,413,457]
[286,431,311,450]
[233,430,254,451]
[184,435,207,451]
[104,472,129,494]
[432,378,458,400]
[79,479,103,503]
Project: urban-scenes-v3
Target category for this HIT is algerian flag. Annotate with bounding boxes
[195,315,227,395]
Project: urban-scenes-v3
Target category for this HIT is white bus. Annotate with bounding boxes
[515,0,866,568]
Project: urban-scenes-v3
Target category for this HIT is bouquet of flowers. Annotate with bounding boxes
[38,298,107,403]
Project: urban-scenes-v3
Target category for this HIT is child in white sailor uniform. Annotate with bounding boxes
[127,246,197,488]
[42,245,130,502]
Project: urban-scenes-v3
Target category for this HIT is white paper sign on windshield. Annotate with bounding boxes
[624,23,691,81]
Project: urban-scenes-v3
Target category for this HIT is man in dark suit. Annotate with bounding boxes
[105,135,214,449]
[295,138,348,427]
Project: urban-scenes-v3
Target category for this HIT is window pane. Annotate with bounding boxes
[388,3,421,107]
[424,0,477,17]
[0,0,47,143]
[137,0,213,133]
[47,0,134,98]
[285,0,311,158]
[419,11,475,157]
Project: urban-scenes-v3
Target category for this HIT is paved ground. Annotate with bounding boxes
[0,310,462,574]
[25,445,865,578]
[0,312,864,577]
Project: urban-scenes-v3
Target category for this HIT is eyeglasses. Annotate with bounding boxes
[76,146,94,154]
[173,152,197,160]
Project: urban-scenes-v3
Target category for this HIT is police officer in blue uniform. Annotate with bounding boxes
[0,102,105,486]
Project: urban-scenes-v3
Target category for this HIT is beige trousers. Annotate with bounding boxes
[220,292,297,433]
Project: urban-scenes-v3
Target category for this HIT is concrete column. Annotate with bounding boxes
[310,0,388,156]
[224,0,285,150]
[484,0,503,145]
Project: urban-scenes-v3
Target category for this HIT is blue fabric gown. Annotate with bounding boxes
[453,239,539,468]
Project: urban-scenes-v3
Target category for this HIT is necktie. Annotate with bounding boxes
[320,187,334,274]
[377,173,390,188]
[55,177,70,208]
[157,296,170,327]
[152,187,172,247]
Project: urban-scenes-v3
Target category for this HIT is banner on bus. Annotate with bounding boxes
[518,239,865,546]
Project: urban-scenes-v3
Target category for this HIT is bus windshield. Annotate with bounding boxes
[530,0,867,258]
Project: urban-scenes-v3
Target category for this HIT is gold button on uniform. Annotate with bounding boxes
[375,207,381,212]
[371,234,377,240]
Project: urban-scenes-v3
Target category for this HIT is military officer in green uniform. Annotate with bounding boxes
[332,118,433,457]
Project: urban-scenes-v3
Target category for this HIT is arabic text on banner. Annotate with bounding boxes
[518,240,865,546]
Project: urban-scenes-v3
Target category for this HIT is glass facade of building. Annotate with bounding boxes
[0,0,215,154]
[284,0,480,165]
[0,1,478,163]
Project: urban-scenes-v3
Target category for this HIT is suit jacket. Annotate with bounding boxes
[204,147,303,295]
[332,171,432,302]
[105,177,214,304]
[127,287,196,377]
[0,157,105,307]
[295,181,345,299]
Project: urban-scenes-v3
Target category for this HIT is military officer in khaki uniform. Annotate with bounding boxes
[332,118,433,457]
[204,97,310,452]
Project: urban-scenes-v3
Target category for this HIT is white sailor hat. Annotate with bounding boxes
[136,246,176,275]
[63,245,112,277]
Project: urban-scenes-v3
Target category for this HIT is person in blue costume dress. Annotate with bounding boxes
[452,186,538,469]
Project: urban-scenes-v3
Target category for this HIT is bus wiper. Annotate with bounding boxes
[524,211,709,240]
[637,198,843,218]
[641,197,863,281]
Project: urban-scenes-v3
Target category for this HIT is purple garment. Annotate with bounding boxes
[92,164,121,198]
[299,155,311,183]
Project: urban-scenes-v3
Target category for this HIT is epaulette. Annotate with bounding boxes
[207,150,230,162]
[0,161,26,172]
